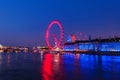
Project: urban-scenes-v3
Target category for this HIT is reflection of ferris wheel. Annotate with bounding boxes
[46,20,64,50]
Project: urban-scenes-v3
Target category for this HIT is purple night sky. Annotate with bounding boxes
[0,0,120,47]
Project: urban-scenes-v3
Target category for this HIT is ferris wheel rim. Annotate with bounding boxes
[45,20,64,50]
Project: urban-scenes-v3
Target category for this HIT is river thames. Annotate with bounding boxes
[0,52,120,80]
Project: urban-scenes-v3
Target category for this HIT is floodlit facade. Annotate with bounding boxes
[64,37,120,52]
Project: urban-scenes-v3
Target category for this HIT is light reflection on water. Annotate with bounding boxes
[0,53,120,80]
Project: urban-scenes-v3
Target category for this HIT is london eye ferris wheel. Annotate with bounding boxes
[45,20,64,50]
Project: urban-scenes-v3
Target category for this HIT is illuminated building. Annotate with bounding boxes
[66,34,76,43]
[71,34,76,42]
[67,35,72,42]
[0,44,4,53]
[99,42,120,52]
[64,37,120,52]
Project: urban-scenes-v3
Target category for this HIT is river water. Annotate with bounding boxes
[0,52,120,80]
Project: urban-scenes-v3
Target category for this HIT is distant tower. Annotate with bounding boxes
[67,35,72,42]
[114,35,117,41]
[88,35,92,41]
[71,34,76,42]
[99,36,101,42]
[67,34,76,42]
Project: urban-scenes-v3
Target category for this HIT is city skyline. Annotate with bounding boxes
[0,0,120,47]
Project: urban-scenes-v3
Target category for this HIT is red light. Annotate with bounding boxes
[42,54,52,80]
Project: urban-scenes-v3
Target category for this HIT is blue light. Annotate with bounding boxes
[63,45,75,51]
[99,42,120,52]
[78,43,94,51]
[64,42,120,52]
